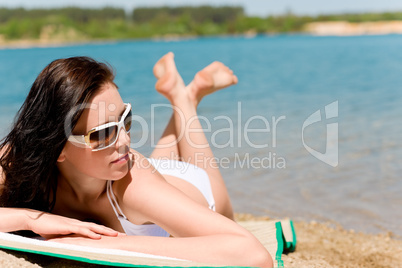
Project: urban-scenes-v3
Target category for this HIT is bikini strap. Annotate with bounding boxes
[106,180,128,220]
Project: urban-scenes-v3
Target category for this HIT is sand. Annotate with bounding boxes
[0,214,401,267]
[284,221,402,268]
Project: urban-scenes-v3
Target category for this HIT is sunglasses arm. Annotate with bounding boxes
[67,135,88,147]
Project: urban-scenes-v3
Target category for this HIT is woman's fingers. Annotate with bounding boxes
[82,228,102,240]
[88,223,120,236]
[74,222,121,239]
[29,212,124,239]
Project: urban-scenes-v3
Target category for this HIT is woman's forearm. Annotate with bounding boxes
[0,208,120,239]
[0,207,271,266]
[53,233,272,267]
[0,207,31,232]
[126,234,271,267]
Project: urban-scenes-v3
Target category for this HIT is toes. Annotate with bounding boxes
[153,52,175,78]
[153,64,164,78]
[233,75,238,84]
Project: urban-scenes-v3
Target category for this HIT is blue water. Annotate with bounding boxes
[1,35,401,237]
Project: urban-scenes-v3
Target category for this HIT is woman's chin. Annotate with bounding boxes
[109,164,130,181]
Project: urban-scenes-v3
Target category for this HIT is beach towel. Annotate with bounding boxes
[0,220,296,267]
[238,221,284,268]
[280,220,297,253]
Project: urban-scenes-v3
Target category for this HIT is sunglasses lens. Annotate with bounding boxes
[124,110,132,132]
[87,106,132,151]
[89,125,118,150]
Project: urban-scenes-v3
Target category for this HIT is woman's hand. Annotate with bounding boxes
[25,210,122,240]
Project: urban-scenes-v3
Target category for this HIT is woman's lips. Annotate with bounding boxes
[111,153,129,164]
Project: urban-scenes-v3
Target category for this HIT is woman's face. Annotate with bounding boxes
[58,82,131,182]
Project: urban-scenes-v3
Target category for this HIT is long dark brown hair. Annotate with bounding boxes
[0,56,115,212]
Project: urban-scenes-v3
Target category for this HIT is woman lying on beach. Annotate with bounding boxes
[0,53,272,267]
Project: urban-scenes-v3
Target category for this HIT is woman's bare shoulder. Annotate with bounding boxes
[110,150,169,223]
[115,151,164,194]
[128,150,165,182]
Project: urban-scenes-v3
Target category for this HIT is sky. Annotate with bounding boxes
[1,0,402,17]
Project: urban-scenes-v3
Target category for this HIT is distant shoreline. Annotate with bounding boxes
[1,24,402,50]
[2,6,402,48]
[0,39,118,50]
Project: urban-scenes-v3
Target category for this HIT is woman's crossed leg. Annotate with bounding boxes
[150,52,238,219]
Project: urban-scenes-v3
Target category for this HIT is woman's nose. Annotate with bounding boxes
[116,126,130,148]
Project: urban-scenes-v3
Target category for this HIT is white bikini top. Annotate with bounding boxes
[106,180,170,237]
[106,158,215,237]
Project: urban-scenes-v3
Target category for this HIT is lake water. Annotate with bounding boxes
[0,34,401,237]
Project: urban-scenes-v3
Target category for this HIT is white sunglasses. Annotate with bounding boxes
[68,103,132,151]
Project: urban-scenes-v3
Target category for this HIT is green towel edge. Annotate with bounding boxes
[274,221,284,268]
[0,244,151,267]
[289,220,297,252]
[282,220,297,253]
[0,244,241,268]
[0,220,290,268]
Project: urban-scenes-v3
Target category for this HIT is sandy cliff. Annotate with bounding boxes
[305,20,402,36]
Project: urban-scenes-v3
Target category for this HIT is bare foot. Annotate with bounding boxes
[153,52,186,101]
[188,61,238,106]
